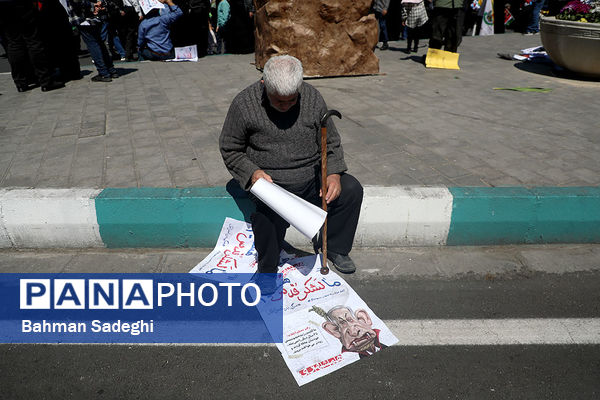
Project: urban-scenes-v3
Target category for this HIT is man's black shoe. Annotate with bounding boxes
[110,72,120,79]
[327,251,356,274]
[253,273,279,296]
[381,42,389,50]
[91,74,112,82]
[41,81,65,92]
[16,84,30,93]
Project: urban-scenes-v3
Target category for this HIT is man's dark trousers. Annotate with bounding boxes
[251,173,363,273]
[0,0,53,88]
[429,7,465,53]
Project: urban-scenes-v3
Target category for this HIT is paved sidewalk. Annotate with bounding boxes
[1,32,599,190]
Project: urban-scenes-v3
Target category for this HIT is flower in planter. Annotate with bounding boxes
[556,0,600,23]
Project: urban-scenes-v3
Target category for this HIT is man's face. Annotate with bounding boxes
[328,308,376,352]
[266,91,299,113]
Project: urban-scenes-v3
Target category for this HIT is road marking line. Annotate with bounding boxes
[30,318,600,346]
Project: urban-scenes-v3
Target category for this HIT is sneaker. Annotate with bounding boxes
[327,251,356,274]
[110,72,120,79]
[381,42,389,50]
[91,74,112,82]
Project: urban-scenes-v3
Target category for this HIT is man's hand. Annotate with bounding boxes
[320,174,341,204]
[382,9,388,16]
[251,169,273,186]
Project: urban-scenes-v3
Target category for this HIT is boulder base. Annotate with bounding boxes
[254,0,379,77]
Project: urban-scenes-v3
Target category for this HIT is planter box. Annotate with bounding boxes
[540,15,600,78]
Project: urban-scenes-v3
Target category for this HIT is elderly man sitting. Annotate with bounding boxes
[219,55,363,275]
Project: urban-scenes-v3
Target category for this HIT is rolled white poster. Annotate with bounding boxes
[250,178,327,239]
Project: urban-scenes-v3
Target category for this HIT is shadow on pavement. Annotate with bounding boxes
[225,179,254,223]
[113,67,137,77]
[400,55,426,65]
[514,61,600,82]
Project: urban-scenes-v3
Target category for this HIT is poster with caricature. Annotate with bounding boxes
[190,218,398,386]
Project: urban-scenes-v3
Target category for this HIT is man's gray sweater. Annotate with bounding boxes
[219,81,347,190]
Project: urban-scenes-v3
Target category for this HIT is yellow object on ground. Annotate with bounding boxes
[426,48,460,70]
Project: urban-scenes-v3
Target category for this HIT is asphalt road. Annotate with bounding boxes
[1,245,599,399]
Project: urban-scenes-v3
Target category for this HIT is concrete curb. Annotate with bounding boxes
[0,186,599,249]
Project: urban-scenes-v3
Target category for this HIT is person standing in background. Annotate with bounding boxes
[216,0,230,54]
[402,0,429,53]
[0,0,64,92]
[373,0,391,50]
[428,0,466,53]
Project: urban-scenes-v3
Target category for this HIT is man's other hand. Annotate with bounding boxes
[321,174,341,204]
[251,170,273,186]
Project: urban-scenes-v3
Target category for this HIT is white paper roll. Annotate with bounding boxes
[250,178,327,239]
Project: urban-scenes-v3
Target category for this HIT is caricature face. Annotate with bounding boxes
[323,307,376,352]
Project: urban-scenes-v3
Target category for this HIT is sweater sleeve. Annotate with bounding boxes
[161,4,183,25]
[219,100,261,190]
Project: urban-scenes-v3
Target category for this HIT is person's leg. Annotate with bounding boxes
[324,174,363,256]
[122,10,138,60]
[0,3,31,89]
[428,8,446,50]
[407,27,414,52]
[2,1,57,89]
[446,8,465,52]
[251,202,289,274]
[110,24,126,58]
[79,26,110,77]
[413,26,420,52]
[139,47,154,61]
[526,0,544,33]
[376,11,389,49]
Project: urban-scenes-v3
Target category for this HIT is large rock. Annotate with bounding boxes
[254,0,379,77]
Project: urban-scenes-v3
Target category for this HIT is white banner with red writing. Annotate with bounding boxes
[190,218,398,386]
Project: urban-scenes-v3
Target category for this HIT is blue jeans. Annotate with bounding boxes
[526,0,546,33]
[139,47,174,61]
[101,22,126,58]
[79,25,116,77]
[375,11,388,43]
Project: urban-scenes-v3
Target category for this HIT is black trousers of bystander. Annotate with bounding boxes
[428,7,465,53]
[0,0,53,88]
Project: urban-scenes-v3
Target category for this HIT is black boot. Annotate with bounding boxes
[41,80,65,92]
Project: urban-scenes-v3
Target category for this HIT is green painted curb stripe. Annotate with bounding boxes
[447,187,600,245]
[95,187,254,248]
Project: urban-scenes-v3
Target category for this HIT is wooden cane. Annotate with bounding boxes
[319,110,342,275]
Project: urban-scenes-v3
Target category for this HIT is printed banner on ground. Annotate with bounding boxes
[0,273,282,343]
[192,218,398,386]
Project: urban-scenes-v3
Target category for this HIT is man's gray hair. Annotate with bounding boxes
[263,55,303,96]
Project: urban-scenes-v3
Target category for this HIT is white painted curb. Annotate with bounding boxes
[286,186,453,247]
[0,189,103,248]
[0,187,454,249]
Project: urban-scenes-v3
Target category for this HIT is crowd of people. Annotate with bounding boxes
[0,0,559,93]
[374,0,557,54]
[0,0,255,92]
